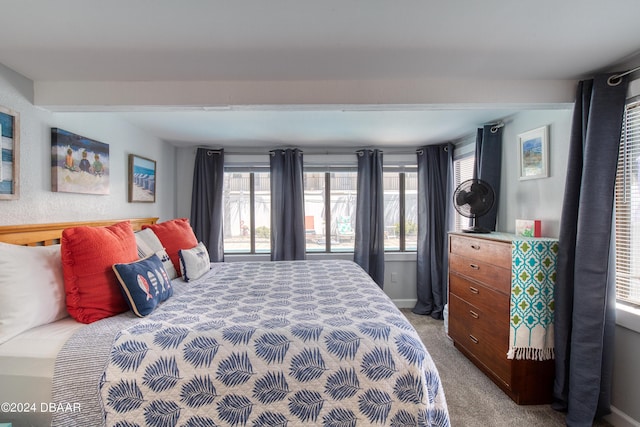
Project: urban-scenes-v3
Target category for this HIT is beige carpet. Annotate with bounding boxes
[401,309,611,427]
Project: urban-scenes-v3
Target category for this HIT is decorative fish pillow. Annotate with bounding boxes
[112,254,173,317]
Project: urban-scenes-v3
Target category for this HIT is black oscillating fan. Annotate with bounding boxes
[453,179,495,233]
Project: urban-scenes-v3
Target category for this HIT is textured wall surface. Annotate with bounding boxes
[0,65,176,225]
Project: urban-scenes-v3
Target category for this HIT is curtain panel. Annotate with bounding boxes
[413,143,454,319]
[270,148,306,261]
[354,149,385,287]
[474,125,503,231]
[190,148,224,262]
[553,74,629,426]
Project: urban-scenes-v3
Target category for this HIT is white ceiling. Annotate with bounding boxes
[1,0,639,147]
[107,108,522,149]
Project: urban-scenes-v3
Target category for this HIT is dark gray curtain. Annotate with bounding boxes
[354,149,385,287]
[473,124,503,231]
[190,148,224,262]
[270,148,306,261]
[553,74,628,426]
[413,143,454,319]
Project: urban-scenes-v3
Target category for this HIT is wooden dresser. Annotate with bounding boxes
[447,232,555,405]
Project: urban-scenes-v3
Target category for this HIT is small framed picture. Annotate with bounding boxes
[518,126,549,180]
[0,106,20,200]
[128,154,156,203]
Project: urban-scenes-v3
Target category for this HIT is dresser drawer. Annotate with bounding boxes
[449,273,510,319]
[449,234,511,269]
[448,294,511,383]
[449,252,511,294]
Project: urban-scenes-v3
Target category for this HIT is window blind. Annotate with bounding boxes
[453,154,475,232]
[615,99,640,307]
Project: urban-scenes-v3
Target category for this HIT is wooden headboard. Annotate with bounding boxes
[0,217,159,246]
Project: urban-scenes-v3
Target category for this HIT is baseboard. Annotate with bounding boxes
[605,406,640,427]
[393,299,417,309]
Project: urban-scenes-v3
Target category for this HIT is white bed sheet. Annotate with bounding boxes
[0,317,84,377]
[0,317,85,427]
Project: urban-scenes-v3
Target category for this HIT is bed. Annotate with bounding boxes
[0,218,450,427]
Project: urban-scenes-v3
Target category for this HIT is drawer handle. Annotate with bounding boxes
[469,310,479,319]
[470,244,480,250]
[469,263,480,270]
[469,335,479,344]
[469,286,479,294]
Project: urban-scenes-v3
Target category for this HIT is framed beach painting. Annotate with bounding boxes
[0,106,20,200]
[518,126,549,180]
[51,128,110,194]
[128,154,156,203]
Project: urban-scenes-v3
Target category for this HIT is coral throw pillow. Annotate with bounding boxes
[62,220,138,323]
[142,218,198,276]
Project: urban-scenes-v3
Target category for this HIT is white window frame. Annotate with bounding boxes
[222,167,271,255]
[615,79,640,333]
[303,168,418,254]
[303,168,359,254]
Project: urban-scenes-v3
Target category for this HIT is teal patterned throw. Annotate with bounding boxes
[508,238,558,361]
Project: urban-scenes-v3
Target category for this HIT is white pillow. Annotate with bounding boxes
[0,242,68,344]
[135,228,178,279]
[178,242,211,282]
[135,228,162,256]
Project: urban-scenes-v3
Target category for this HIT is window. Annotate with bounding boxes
[223,170,270,254]
[383,172,400,251]
[304,172,326,252]
[304,169,416,253]
[223,165,418,254]
[405,172,418,250]
[304,171,358,253]
[383,170,418,251]
[615,98,640,308]
[453,153,475,232]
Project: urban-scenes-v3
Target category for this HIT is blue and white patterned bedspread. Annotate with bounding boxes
[98,260,449,426]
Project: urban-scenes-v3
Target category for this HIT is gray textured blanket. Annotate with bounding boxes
[51,313,139,426]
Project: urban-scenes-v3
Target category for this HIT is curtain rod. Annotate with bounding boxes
[608,65,640,86]
[489,122,504,133]
[356,149,383,156]
[195,146,223,155]
[416,145,449,155]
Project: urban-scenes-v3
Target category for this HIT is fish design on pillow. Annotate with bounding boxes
[156,268,170,291]
[147,271,159,296]
[136,274,153,300]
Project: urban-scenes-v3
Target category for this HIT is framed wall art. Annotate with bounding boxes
[518,125,549,180]
[128,154,156,203]
[0,106,20,200]
[51,128,110,195]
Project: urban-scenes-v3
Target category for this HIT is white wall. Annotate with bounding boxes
[176,146,197,220]
[498,109,573,238]
[0,64,177,225]
[611,324,640,425]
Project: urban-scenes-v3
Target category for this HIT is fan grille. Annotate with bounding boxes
[453,179,495,226]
